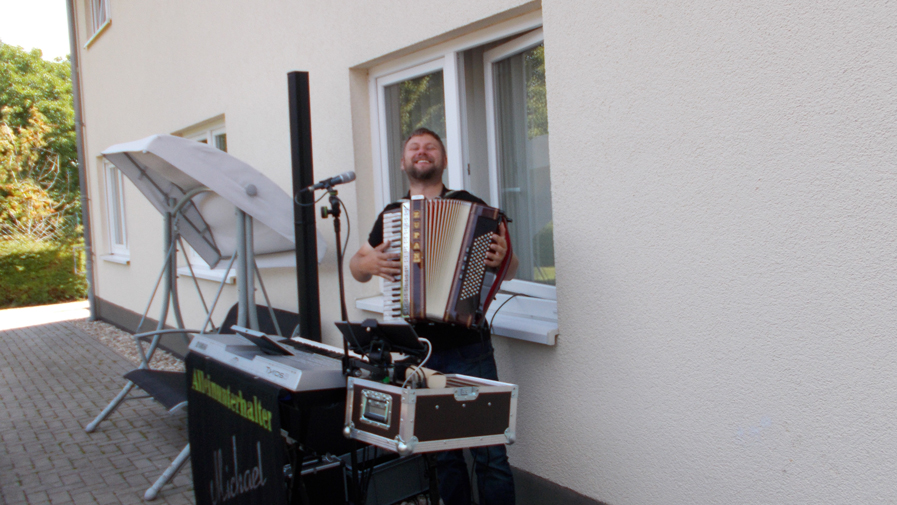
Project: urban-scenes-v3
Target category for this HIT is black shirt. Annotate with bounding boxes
[367,187,491,352]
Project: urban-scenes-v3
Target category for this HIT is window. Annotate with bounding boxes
[374,57,464,206]
[189,126,227,152]
[85,0,111,47]
[382,65,448,199]
[370,14,553,299]
[178,123,236,282]
[90,0,109,33]
[364,13,557,344]
[102,160,129,262]
[485,29,554,291]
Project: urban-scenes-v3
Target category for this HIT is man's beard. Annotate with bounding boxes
[402,155,444,182]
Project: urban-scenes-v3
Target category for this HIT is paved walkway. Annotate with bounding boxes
[0,302,90,332]
[0,305,194,504]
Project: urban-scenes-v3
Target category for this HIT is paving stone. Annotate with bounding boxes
[3,489,28,504]
[46,489,72,503]
[93,491,123,505]
[22,489,50,504]
[60,471,85,487]
[71,490,96,504]
[0,321,195,504]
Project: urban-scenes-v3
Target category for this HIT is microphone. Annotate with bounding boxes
[299,171,356,193]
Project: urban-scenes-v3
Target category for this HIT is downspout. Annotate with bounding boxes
[66,0,97,320]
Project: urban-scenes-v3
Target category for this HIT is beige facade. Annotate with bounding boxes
[74,1,897,504]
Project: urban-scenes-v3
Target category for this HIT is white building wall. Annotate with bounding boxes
[523,1,897,503]
[76,1,897,504]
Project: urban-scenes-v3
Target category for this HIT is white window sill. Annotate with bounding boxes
[177,251,297,285]
[177,265,237,284]
[101,254,130,265]
[355,292,558,346]
[84,19,111,49]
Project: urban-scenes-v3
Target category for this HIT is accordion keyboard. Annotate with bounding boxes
[382,209,403,321]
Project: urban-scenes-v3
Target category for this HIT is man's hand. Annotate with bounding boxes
[486,223,517,280]
[349,241,401,283]
[485,223,509,268]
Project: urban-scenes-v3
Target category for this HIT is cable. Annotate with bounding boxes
[488,293,523,330]
[401,337,433,389]
[294,190,329,207]
[334,194,351,257]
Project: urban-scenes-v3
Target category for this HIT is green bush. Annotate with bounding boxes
[533,220,555,267]
[0,238,86,308]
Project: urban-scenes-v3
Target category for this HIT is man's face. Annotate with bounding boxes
[401,134,446,183]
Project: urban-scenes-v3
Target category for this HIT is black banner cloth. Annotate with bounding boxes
[187,353,286,505]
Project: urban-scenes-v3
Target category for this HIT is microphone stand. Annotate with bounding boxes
[319,186,362,505]
[319,187,350,362]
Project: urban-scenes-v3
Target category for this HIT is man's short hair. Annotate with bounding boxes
[402,128,446,157]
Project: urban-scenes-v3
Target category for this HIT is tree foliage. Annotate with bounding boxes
[0,40,77,239]
[399,71,446,140]
[525,44,548,140]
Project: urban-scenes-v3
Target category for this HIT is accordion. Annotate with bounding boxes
[382,195,513,328]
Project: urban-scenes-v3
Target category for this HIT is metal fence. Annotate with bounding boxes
[0,213,80,244]
[0,214,85,273]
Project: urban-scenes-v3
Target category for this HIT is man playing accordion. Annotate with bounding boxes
[350,128,519,505]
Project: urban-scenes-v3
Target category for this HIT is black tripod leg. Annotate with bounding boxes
[349,440,361,504]
[426,453,440,505]
[289,473,310,505]
[286,444,310,505]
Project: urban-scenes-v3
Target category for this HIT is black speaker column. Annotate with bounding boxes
[288,71,322,342]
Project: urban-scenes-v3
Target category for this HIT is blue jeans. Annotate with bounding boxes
[425,339,516,505]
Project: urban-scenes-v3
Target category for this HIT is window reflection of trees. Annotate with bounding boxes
[399,72,446,140]
[526,45,548,140]
[524,45,553,285]
[386,71,447,199]
[496,42,554,286]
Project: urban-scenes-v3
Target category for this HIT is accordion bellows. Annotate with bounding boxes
[383,196,512,328]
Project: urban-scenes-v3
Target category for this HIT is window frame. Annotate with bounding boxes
[84,0,111,48]
[187,126,227,149]
[373,57,464,206]
[483,28,556,300]
[103,159,129,260]
[376,55,461,205]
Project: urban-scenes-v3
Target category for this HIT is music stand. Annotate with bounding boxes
[336,319,426,357]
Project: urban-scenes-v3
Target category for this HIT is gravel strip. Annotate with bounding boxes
[70,318,185,372]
